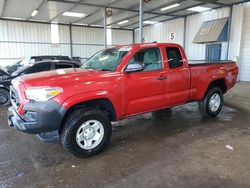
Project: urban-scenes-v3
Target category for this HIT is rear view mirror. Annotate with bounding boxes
[125,64,144,73]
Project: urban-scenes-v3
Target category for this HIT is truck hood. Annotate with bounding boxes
[16,68,120,88]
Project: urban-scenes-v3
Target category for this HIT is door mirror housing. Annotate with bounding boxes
[125,64,144,73]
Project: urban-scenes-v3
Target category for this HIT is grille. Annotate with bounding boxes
[10,86,20,108]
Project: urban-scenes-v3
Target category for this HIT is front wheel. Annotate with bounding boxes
[61,108,112,158]
[0,88,10,106]
[198,87,224,117]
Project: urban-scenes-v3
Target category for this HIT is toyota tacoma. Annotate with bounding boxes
[8,43,238,158]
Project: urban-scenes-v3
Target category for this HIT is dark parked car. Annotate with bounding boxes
[0,66,11,106]
[0,60,80,106]
[5,55,72,73]
[30,55,71,62]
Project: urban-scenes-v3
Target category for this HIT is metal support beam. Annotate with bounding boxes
[48,0,174,17]
[90,1,179,26]
[226,6,233,60]
[132,29,135,44]
[0,17,133,31]
[0,0,6,17]
[139,0,144,43]
[123,3,205,28]
[69,24,73,58]
[73,0,121,25]
[104,0,184,27]
[103,8,107,48]
[183,16,187,50]
[195,0,230,7]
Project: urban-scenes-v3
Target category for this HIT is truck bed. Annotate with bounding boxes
[189,60,236,66]
[188,60,238,101]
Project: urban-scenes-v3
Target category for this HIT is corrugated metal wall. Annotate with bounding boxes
[135,18,185,46]
[133,4,249,81]
[134,7,230,61]
[0,21,71,61]
[185,7,230,60]
[228,4,244,61]
[72,26,133,59]
[239,2,250,81]
[71,26,104,59]
[111,29,133,46]
[0,20,133,66]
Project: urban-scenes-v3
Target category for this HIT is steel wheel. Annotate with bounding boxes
[76,120,104,150]
[198,87,224,117]
[0,89,10,106]
[209,93,221,112]
[0,93,7,104]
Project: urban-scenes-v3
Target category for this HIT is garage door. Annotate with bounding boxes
[240,3,250,81]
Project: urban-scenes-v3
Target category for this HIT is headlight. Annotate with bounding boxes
[25,87,62,102]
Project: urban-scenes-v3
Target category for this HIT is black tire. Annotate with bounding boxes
[61,108,112,158]
[198,87,223,117]
[0,88,10,106]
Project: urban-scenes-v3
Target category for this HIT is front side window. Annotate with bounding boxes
[128,48,162,71]
[166,47,183,68]
[82,47,129,71]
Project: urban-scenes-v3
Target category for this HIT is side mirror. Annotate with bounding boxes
[125,64,144,73]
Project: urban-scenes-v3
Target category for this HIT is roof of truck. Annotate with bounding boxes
[115,42,183,49]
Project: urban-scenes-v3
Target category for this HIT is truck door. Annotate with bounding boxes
[123,47,168,116]
[165,47,190,106]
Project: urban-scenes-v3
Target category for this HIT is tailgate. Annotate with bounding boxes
[225,62,238,90]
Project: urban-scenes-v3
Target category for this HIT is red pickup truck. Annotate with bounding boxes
[8,43,238,158]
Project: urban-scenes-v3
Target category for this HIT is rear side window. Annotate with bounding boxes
[24,62,51,74]
[166,47,183,68]
[54,63,73,69]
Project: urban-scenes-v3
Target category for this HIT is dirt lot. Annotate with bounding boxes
[0,82,250,188]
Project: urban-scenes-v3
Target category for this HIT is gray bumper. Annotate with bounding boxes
[8,100,66,140]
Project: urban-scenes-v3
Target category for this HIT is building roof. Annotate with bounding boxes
[0,0,249,29]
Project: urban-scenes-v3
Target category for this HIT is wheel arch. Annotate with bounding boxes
[60,98,117,134]
[0,86,10,105]
[204,79,227,97]
[0,85,9,91]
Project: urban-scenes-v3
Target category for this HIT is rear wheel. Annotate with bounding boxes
[198,87,223,117]
[0,89,10,106]
[61,108,112,158]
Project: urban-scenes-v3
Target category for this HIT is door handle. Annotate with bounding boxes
[156,76,167,80]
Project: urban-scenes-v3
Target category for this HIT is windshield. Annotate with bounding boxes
[82,47,130,71]
[19,57,30,66]
[12,65,32,76]
[0,66,9,75]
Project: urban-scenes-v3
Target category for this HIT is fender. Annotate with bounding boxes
[198,76,226,100]
[58,90,123,120]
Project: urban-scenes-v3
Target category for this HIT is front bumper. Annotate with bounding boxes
[8,100,66,141]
